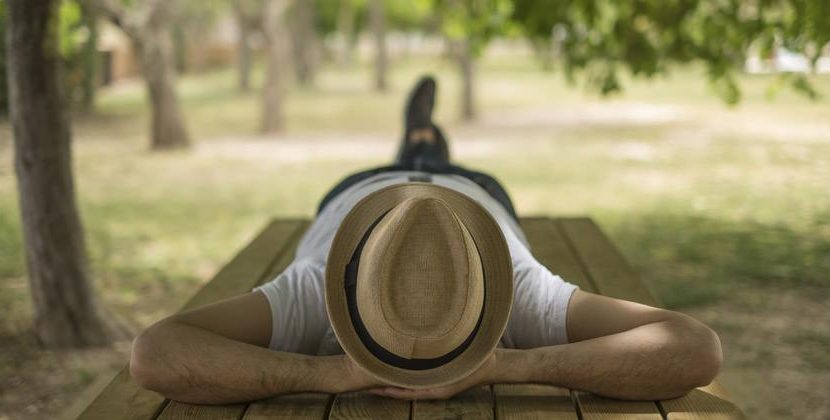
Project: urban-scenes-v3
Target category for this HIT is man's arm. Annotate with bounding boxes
[129,292,378,404]
[374,290,722,400]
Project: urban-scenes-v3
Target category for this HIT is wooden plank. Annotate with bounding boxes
[75,369,168,420]
[179,219,308,311]
[519,217,596,292]
[154,403,247,420]
[660,383,744,420]
[243,393,333,420]
[412,386,494,419]
[158,219,309,420]
[77,219,305,420]
[328,391,410,420]
[576,392,663,420]
[493,384,578,420]
[556,218,659,306]
[558,218,742,419]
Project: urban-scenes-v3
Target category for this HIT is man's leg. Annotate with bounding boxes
[395,76,450,169]
[395,76,519,219]
[319,76,518,219]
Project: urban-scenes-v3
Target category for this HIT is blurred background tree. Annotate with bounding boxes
[231,0,265,91]
[426,0,515,119]
[80,0,192,150]
[5,0,126,348]
[288,0,319,86]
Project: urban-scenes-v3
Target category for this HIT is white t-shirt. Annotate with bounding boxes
[255,171,578,355]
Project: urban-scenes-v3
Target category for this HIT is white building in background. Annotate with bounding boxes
[745,46,830,74]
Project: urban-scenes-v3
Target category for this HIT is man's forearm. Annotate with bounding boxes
[493,318,722,400]
[130,320,362,404]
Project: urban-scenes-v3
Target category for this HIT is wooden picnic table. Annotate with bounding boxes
[77,217,744,419]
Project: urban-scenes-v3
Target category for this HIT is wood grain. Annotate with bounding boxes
[519,217,596,292]
[243,393,333,420]
[155,403,247,420]
[660,383,745,419]
[328,391,410,420]
[575,392,663,420]
[556,218,658,305]
[412,386,494,419]
[493,384,578,419]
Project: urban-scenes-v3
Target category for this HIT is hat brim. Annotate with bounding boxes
[325,182,513,389]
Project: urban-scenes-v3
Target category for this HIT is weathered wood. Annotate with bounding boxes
[558,218,739,419]
[329,391,410,420]
[660,383,744,420]
[493,384,577,420]
[156,403,246,420]
[77,219,305,420]
[159,220,309,419]
[180,219,307,311]
[556,218,658,305]
[520,217,595,292]
[575,392,663,419]
[412,386,494,419]
[243,393,333,420]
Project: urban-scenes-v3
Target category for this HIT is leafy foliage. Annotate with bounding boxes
[424,0,516,56]
[511,0,830,103]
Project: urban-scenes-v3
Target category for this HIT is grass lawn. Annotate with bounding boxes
[1,52,828,419]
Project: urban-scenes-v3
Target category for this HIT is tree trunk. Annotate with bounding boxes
[134,27,191,150]
[261,0,290,134]
[336,0,355,67]
[369,0,387,91]
[235,19,253,92]
[458,38,475,121]
[6,0,123,348]
[289,0,317,86]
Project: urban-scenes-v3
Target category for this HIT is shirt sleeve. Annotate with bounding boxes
[252,258,329,354]
[503,261,579,349]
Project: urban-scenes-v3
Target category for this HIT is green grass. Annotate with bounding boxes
[1,52,829,419]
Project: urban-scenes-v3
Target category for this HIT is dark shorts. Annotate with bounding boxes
[317,162,519,221]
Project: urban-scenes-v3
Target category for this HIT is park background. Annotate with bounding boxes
[1,1,828,419]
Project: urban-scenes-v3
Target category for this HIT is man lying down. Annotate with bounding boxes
[129,76,722,403]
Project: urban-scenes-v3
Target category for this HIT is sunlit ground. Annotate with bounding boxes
[1,52,829,419]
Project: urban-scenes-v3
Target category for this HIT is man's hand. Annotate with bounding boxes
[339,354,390,392]
[368,351,500,400]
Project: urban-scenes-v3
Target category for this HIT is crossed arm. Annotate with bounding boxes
[129,290,722,404]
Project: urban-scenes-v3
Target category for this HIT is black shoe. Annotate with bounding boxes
[396,75,450,167]
[405,76,436,132]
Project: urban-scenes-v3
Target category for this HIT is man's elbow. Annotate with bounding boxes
[673,316,723,395]
[129,322,181,395]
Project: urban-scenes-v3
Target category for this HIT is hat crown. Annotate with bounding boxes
[356,197,484,359]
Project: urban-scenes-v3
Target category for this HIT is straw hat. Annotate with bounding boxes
[325,182,513,388]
